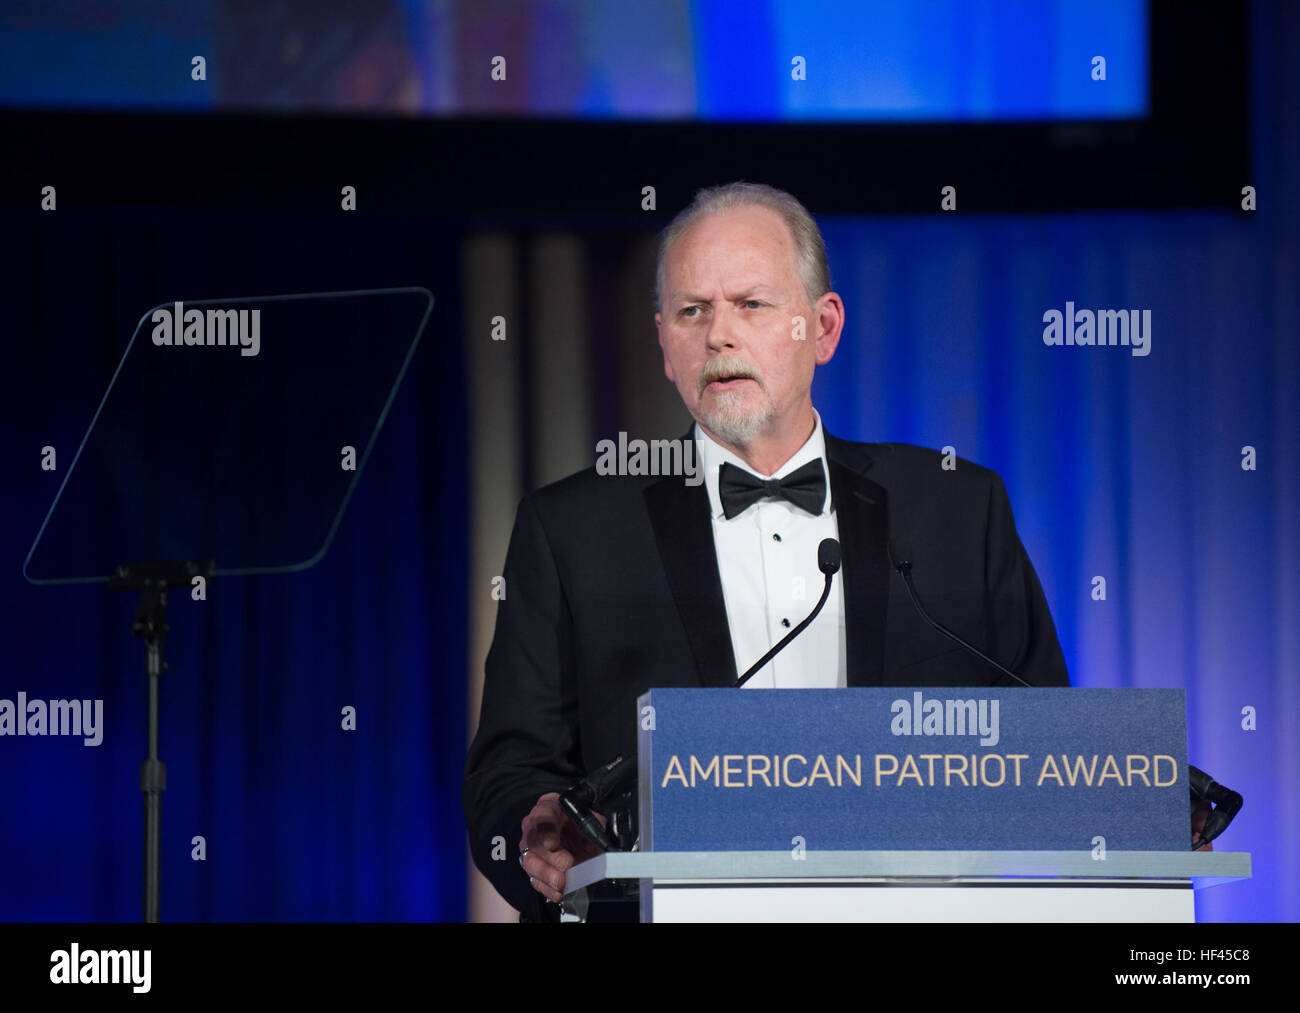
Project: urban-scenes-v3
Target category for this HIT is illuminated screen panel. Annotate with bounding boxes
[0,0,1147,121]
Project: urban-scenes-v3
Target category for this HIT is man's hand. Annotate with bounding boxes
[1192,798,1214,852]
[519,792,607,904]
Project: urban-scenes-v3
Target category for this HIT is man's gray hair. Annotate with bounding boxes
[654,181,831,313]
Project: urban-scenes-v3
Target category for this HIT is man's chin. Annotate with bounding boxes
[699,399,772,447]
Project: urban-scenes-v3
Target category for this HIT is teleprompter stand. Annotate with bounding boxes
[108,559,214,924]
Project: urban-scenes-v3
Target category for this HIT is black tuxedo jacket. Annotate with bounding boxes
[463,432,1069,919]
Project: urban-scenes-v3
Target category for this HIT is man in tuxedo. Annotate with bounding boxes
[462,182,1072,922]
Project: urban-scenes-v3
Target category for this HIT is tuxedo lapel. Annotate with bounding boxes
[644,441,738,687]
[825,434,891,687]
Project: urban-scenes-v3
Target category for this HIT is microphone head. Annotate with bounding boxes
[818,537,841,575]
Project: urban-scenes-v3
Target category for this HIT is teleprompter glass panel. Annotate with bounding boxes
[24,287,433,584]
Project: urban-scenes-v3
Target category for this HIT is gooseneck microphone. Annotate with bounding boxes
[736,537,841,687]
[558,537,843,852]
[887,539,1242,848]
[887,537,1033,688]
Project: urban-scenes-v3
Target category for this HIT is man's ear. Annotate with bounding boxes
[813,292,845,365]
[656,312,676,383]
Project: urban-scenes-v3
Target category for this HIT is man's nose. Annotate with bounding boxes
[705,310,739,352]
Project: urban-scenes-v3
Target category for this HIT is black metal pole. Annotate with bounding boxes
[141,622,165,923]
[131,578,168,924]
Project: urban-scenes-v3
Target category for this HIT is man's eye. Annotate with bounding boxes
[743,300,763,309]
[681,306,700,317]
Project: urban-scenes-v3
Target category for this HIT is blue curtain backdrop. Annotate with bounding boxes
[813,208,1295,923]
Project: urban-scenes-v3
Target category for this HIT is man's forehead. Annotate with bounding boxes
[664,206,798,287]
[673,203,793,254]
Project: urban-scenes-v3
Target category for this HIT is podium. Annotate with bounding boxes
[560,687,1251,922]
[563,849,1250,922]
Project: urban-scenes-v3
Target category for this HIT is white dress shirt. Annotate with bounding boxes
[694,409,847,689]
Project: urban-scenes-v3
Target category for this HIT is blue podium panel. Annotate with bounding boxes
[636,688,1187,853]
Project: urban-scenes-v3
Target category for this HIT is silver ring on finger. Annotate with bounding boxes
[519,848,530,868]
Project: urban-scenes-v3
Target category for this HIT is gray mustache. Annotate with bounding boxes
[698,363,762,393]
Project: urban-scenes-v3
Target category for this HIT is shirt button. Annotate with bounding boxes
[772,532,782,542]
[781,618,792,628]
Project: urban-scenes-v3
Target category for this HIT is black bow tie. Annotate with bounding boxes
[718,459,827,520]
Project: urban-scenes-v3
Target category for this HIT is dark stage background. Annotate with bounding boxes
[0,1,1295,923]
[0,215,470,920]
